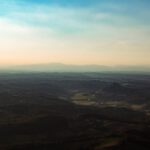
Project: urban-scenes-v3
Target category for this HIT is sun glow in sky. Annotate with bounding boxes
[0,0,150,66]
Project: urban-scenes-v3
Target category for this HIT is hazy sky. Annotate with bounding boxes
[0,0,150,66]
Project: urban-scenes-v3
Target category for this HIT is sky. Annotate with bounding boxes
[0,0,150,66]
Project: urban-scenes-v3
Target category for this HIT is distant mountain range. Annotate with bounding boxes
[0,63,150,73]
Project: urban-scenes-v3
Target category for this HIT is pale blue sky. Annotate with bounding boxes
[0,0,150,65]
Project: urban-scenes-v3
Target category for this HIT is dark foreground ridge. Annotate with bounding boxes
[0,72,149,150]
